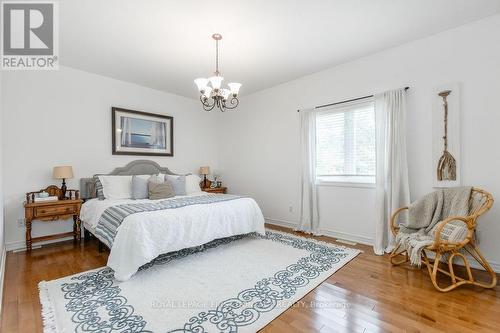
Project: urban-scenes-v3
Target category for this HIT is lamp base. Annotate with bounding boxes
[60,179,67,200]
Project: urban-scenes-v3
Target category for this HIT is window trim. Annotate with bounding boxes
[316,175,376,188]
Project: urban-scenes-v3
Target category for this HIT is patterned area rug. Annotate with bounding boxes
[39,230,360,332]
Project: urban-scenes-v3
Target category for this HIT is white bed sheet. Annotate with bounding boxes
[80,193,266,281]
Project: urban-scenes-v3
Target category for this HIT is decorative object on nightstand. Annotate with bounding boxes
[199,166,210,188]
[24,185,82,251]
[210,175,219,188]
[53,166,74,199]
[200,178,227,194]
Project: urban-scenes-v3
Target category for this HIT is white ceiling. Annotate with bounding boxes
[60,0,500,99]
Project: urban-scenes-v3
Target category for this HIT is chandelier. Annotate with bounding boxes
[194,34,241,112]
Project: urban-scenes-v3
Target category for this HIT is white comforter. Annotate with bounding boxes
[80,193,266,281]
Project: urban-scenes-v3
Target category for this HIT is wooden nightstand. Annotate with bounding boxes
[202,187,227,194]
[200,179,227,194]
[24,185,82,251]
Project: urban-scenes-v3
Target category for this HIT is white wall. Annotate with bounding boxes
[1,66,219,249]
[218,15,500,264]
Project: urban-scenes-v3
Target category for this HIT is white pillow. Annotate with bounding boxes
[185,174,202,194]
[98,175,133,199]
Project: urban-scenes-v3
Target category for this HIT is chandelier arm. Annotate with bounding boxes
[203,103,216,112]
[216,99,222,112]
[221,96,239,110]
[200,95,216,112]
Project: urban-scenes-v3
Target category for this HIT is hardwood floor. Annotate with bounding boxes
[1,224,499,332]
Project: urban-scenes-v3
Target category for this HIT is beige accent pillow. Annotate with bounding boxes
[148,181,175,200]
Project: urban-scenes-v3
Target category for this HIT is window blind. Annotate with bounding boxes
[316,100,376,183]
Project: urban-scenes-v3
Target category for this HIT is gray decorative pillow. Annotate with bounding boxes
[131,175,149,199]
[148,181,175,200]
[165,175,186,196]
[93,175,105,200]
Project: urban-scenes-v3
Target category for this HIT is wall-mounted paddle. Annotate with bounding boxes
[437,90,457,181]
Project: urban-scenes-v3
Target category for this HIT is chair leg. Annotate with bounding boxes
[390,243,409,266]
[423,248,497,292]
[423,251,452,292]
[428,252,444,291]
[465,245,497,289]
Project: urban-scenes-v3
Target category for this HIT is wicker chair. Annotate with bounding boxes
[389,188,496,292]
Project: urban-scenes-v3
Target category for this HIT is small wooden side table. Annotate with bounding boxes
[200,179,227,194]
[202,187,227,194]
[24,186,82,251]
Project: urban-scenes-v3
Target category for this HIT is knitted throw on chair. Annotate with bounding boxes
[395,186,472,266]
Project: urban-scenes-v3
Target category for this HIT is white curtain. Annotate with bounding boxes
[374,89,410,255]
[298,109,320,234]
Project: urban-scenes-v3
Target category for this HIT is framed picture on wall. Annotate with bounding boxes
[112,107,174,156]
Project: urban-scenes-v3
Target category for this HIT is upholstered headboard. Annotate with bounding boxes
[80,160,179,199]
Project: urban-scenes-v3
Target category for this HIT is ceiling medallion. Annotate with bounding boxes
[194,34,241,112]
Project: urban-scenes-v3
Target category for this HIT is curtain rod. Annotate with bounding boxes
[297,86,410,112]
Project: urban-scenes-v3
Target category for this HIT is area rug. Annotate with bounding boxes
[39,230,360,333]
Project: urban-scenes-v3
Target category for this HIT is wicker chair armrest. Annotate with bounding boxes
[433,216,472,247]
[390,206,409,236]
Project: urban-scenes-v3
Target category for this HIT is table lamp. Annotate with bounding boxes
[199,166,210,188]
[53,166,74,199]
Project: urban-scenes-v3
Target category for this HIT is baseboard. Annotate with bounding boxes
[318,229,374,246]
[466,258,500,273]
[0,246,6,315]
[5,236,74,252]
[264,218,297,229]
[265,218,374,246]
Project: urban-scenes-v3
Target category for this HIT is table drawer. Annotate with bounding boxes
[35,205,77,217]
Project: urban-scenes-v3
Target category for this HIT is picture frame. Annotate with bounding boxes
[112,107,174,156]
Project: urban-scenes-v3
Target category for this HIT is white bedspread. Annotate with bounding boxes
[80,193,266,281]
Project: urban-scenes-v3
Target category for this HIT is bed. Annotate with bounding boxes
[80,160,266,281]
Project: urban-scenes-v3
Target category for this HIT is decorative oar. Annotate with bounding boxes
[437,90,456,181]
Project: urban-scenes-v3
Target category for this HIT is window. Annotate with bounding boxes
[316,99,376,184]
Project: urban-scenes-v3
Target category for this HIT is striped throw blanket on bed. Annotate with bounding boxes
[95,194,243,248]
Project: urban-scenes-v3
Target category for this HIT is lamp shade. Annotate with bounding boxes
[208,76,223,90]
[194,78,209,92]
[203,86,213,99]
[53,166,74,179]
[199,166,210,175]
[228,82,242,95]
[221,89,231,101]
